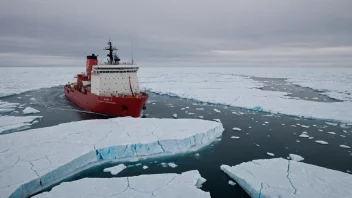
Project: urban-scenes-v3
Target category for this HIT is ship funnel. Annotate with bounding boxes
[86,54,98,79]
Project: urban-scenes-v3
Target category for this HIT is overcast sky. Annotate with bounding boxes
[1,0,352,67]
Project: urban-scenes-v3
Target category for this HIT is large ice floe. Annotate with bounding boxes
[0,117,223,198]
[221,158,352,198]
[139,67,352,123]
[0,101,19,113]
[0,115,42,134]
[33,170,209,198]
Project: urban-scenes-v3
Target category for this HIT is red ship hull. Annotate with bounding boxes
[64,85,148,117]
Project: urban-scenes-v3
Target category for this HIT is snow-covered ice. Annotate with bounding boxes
[289,154,304,162]
[221,158,352,198]
[143,165,148,169]
[340,145,351,149]
[34,170,210,198]
[139,67,352,123]
[232,127,241,131]
[214,109,221,113]
[22,107,40,114]
[0,115,42,134]
[173,113,177,118]
[0,101,19,113]
[299,132,309,138]
[103,164,126,175]
[266,152,275,157]
[213,119,221,122]
[300,125,310,128]
[315,140,329,145]
[327,132,336,135]
[0,117,223,198]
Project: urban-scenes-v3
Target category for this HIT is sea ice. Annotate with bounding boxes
[198,116,204,118]
[300,125,310,128]
[214,109,221,113]
[0,117,223,198]
[103,164,126,175]
[228,180,237,186]
[231,136,240,139]
[173,113,177,118]
[221,158,352,198]
[340,145,351,149]
[315,140,329,145]
[266,152,275,156]
[196,108,204,110]
[327,132,336,135]
[22,107,40,114]
[299,132,309,138]
[213,119,221,122]
[264,121,269,124]
[33,170,210,198]
[143,165,148,169]
[0,115,42,134]
[168,162,178,168]
[325,122,338,126]
[232,127,241,131]
[289,154,304,162]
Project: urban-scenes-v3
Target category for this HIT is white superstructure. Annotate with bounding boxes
[91,65,140,96]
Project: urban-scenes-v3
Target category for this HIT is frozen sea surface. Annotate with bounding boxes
[0,118,223,198]
[33,170,209,198]
[221,158,352,198]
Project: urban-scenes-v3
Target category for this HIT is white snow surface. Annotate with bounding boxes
[103,164,127,175]
[22,107,40,114]
[139,67,352,123]
[0,117,223,198]
[34,170,210,198]
[0,115,42,134]
[221,158,352,198]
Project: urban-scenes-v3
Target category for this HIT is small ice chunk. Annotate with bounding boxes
[296,140,301,143]
[181,108,185,110]
[29,98,36,102]
[103,164,126,175]
[188,112,195,115]
[214,109,221,113]
[143,165,148,169]
[325,122,338,126]
[281,124,285,126]
[232,127,241,131]
[266,152,275,156]
[296,123,301,125]
[301,125,310,128]
[231,136,240,139]
[327,132,336,135]
[340,145,351,149]
[248,126,252,128]
[173,114,177,118]
[17,97,22,99]
[213,119,221,122]
[299,132,310,138]
[315,140,328,145]
[264,121,269,124]
[228,180,237,186]
[22,107,40,114]
[198,116,204,118]
[318,129,323,132]
[196,108,204,111]
[168,162,178,168]
[289,154,304,162]
[340,135,346,138]
[312,97,318,100]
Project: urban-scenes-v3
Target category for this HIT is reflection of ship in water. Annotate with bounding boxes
[64,40,148,117]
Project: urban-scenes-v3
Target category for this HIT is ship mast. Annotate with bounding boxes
[104,39,119,65]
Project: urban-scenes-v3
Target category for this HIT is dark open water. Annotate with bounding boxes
[1,80,351,198]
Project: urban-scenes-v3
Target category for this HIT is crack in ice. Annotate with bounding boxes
[286,160,297,194]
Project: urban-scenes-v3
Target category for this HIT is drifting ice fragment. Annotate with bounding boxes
[325,122,338,126]
[315,140,329,145]
[168,162,178,168]
[103,164,127,175]
[228,180,236,186]
[266,152,275,156]
[221,158,352,198]
[143,165,148,169]
[327,132,336,135]
[340,145,351,149]
[300,125,310,128]
[252,106,263,111]
[289,154,304,162]
[232,127,241,131]
[214,109,221,113]
[213,119,221,122]
[299,132,309,138]
[173,114,177,118]
[231,136,240,139]
[22,107,40,114]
